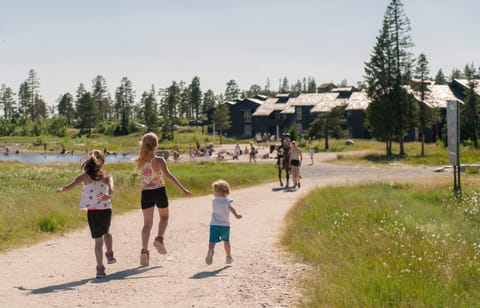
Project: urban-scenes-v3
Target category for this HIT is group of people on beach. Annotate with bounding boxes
[56,132,242,278]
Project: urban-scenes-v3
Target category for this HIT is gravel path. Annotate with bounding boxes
[0,152,449,307]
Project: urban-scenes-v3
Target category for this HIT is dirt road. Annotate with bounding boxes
[0,154,448,307]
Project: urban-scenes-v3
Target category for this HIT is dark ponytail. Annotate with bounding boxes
[82,150,106,180]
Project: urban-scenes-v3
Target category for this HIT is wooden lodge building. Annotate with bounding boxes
[223,80,470,142]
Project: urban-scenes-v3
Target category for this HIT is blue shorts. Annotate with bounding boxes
[209,225,230,243]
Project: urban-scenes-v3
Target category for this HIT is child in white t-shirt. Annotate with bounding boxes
[206,180,242,265]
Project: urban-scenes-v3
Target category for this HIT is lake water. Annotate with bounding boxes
[0,153,136,164]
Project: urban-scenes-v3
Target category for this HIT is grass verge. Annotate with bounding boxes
[282,176,480,306]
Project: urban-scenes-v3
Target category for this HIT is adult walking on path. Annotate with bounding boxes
[0,159,446,307]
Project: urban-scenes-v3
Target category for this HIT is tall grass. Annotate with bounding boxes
[0,161,276,251]
[282,176,480,306]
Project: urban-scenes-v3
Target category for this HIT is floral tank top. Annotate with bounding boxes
[140,158,165,190]
[79,180,112,210]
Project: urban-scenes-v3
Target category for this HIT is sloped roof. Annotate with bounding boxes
[289,93,339,107]
[252,97,288,116]
[310,93,348,113]
[280,102,296,114]
[424,85,460,108]
[453,79,480,96]
[407,85,461,108]
[245,97,265,105]
[345,91,370,110]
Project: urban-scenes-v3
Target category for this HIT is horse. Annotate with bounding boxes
[274,146,291,188]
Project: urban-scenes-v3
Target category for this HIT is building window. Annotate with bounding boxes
[296,107,302,121]
[244,124,252,136]
[243,110,252,122]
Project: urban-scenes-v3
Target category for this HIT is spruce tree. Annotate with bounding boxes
[364,0,415,156]
[414,53,434,156]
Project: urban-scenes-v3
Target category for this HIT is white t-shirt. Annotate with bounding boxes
[79,180,112,210]
[210,196,233,226]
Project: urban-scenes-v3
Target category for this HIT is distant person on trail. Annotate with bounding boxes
[249,143,256,163]
[289,141,303,188]
[205,179,242,266]
[135,132,191,267]
[309,146,315,165]
[56,150,116,279]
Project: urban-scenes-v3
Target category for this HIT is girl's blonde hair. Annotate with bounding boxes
[212,179,230,196]
[134,132,158,168]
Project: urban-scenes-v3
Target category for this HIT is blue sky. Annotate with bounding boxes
[1,0,479,105]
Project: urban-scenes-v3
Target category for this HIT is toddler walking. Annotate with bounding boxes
[206,180,242,265]
[56,150,116,278]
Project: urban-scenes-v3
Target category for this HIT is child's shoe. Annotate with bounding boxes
[205,250,214,265]
[96,265,106,279]
[140,249,149,267]
[105,251,117,264]
[226,256,233,265]
[153,236,167,254]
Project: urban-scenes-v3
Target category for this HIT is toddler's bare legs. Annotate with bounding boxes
[223,241,231,258]
[206,242,215,265]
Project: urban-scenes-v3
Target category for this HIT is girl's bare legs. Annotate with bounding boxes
[104,232,113,254]
[156,207,169,239]
[94,237,104,266]
[141,207,155,250]
[152,207,169,254]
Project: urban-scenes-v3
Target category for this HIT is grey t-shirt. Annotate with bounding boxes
[210,196,233,226]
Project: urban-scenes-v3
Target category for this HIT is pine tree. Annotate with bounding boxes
[461,63,479,147]
[190,76,202,120]
[307,77,317,93]
[76,90,95,135]
[414,53,434,156]
[280,77,289,93]
[434,69,447,85]
[18,82,30,117]
[0,84,16,119]
[225,80,240,102]
[364,0,415,156]
[92,75,111,121]
[115,77,134,135]
[27,69,40,119]
[161,81,180,140]
[139,90,157,132]
[213,103,231,144]
[57,93,75,126]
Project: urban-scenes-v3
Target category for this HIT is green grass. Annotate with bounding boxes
[282,176,480,306]
[0,160,276,251]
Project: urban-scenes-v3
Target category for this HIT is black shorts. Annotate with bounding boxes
[141,187,169,209]
[87,209,112,239]
[291,159,300,167]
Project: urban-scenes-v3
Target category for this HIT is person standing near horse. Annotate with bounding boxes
[276,133,292,187]
[289,140,303,188]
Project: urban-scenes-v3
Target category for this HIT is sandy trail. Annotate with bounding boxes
[0,153,448,307]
